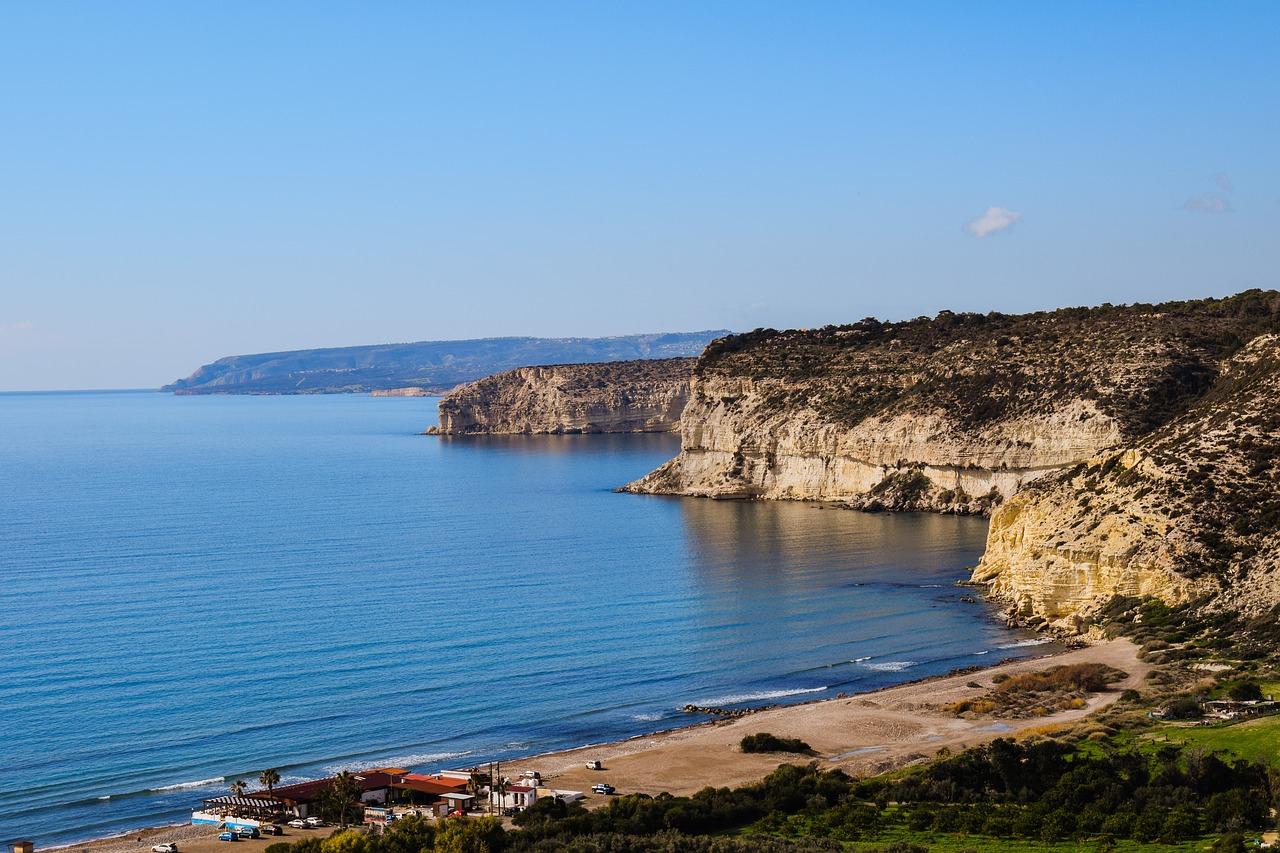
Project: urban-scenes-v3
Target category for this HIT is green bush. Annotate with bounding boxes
[740,733,815,755]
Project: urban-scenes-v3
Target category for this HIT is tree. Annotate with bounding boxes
[1227,681,1263,701]
[319,830,368,853]
[318,771,366,828]
[260,768,281,794]
[433,817,503,853]
[229,780,248,797]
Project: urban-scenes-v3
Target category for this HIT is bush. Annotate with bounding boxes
[1162,696,1204,719]
[740,733,815,755]
[1226,681,1263,701]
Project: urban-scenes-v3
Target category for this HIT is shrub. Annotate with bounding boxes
[1162,696,1204,719]
[740,733,815,755]
[1226,681,1263,701]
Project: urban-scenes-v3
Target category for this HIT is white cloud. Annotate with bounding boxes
[4,320,35,332]
[1214,172,1233,193]
[1183,192,1230,214]
[965,206,1021,238]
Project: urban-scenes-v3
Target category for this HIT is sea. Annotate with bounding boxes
[0,390,1056,846]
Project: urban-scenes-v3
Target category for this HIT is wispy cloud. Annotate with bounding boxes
[1184,173,1233,213]
[1183,192,1230,214]
[965,206,1021,238]
[5,320,35,332]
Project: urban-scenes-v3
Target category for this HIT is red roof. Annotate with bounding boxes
[251,770,398,804]
[397,774,469,796]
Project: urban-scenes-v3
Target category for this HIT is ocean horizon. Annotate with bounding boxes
[0,391,1054,847]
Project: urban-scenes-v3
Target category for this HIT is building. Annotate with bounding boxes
[194,768,472,828]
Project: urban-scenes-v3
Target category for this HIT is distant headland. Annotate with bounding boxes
[161,331,729,396]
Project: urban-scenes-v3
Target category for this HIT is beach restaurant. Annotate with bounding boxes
[193,769,472,828]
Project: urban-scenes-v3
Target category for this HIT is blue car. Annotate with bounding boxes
[217,832,237,842]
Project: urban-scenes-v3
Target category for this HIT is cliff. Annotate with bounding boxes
[434,358,694,435]
[164,331,726,395]
[627,292,1280,510]
[972,332,1280,628]
[624,291,1280,625]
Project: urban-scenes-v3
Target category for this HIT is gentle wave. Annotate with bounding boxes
[851,656,872,663]
[148,777,225,793]
[323,751,470,774]
[858,660,917,672]
[691,686,828,706]
[973,650,990,655]
[997,638,1052,649]
[630,712,665,722]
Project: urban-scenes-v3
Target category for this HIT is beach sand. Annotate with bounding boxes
[505,638,1146,798]
[53,639,1144,853]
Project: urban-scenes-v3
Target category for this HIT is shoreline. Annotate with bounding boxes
[51,639,1139,853]
[500,638,1144,798]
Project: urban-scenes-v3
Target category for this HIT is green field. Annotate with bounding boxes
[1151,714,1280,764]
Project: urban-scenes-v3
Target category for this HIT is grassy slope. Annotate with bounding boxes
[1150,714,1280,765]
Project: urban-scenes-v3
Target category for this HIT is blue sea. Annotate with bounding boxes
[0,391,1053,846]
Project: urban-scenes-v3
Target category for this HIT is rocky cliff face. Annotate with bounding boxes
[624,291,1280,625]
[972,333,1280,628]
[435,358,694,435]
[627,293,1280,511]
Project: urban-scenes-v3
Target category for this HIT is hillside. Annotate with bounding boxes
[163,331,727,395]
[973,332,1280,629]
[433,358,694,434]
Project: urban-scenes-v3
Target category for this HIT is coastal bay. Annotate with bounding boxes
[1,391,1053,847]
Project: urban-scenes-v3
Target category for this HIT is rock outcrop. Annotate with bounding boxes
[434,358,694,435]
[972,333,1280,628]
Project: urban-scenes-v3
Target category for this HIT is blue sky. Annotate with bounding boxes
[2,2,1278,390]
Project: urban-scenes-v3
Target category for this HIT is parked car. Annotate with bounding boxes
[303,817,326,828]
[217,832,237,842]
[152,844,178,853]
[591,783,615,795]
[287,820,307,829]
[235,828,259,839]
[260,825,283,836]
[585,760,602,771]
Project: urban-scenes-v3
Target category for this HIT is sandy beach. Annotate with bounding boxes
[505,638,1146,797]
[52,639,1143,853]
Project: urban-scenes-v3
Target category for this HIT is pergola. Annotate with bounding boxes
[201,795,288,818]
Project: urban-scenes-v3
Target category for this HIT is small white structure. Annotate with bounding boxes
[496,785,539,811]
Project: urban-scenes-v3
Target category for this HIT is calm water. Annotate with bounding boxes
[0,391,1050,846]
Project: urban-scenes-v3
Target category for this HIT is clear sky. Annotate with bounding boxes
[2,2,1278,390]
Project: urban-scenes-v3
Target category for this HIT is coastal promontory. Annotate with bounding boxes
[623,290,1280,625]
[434,357,695,435]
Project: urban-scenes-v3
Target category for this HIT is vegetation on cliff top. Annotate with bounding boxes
[699,290,1280,436]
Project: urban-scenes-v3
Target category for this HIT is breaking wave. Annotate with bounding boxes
[997,638,1052,649]
[858,660,917,672]
[324,751,470,774]
[148,777,225,793]
[691,686,828,706]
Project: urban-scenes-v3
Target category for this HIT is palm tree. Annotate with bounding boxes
[228,779,248,797]
[319,770,364,828]
[259,768,280,795]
